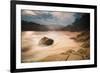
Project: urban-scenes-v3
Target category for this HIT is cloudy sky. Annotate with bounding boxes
[21,10,83,27]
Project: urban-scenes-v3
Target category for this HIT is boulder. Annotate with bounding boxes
[39,37,54,46]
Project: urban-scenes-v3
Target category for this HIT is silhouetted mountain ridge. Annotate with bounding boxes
[62,13,90,32]
[21,20,49,31]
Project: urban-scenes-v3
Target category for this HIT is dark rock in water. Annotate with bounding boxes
[39,37,54,46]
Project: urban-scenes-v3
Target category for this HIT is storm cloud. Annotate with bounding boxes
[21,10,82,27]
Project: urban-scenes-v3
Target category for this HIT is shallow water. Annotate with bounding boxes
[21,31,84,62]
